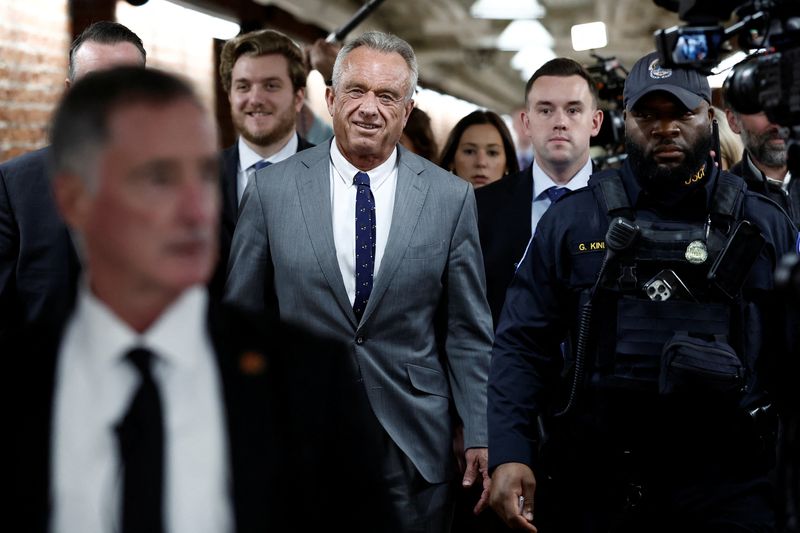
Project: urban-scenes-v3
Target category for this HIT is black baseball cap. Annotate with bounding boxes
[623,51,711,111]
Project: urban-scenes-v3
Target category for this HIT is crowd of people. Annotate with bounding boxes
[1,18,798,533]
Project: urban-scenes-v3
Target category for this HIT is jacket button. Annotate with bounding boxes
[356,336,364,345]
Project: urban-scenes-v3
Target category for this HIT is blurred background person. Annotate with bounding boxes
[400,106,438,162]
[712,106,743,171]
[439,109,519,189]
[511,106,534,170]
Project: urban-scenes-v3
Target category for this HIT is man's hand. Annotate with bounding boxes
[489,462,537,532]
[462,447,490,514]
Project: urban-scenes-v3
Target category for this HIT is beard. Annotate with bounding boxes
[625,130,712,196]
[234,106,297,148]
[740,127,787,168]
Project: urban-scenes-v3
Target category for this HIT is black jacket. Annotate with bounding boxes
[729,150,800,228]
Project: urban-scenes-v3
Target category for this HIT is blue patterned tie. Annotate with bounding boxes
[545,186,568,203]
[253,160,272,171]
[353,171,375,320]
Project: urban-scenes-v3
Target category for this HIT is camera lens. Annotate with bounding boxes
[724,59,761,114]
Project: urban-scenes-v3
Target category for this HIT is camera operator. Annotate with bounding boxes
[487,50,798,532]
[724,54,799,227]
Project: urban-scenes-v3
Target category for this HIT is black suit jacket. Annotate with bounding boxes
[729,150,800,228]
[0,147,80,342]
[475,167,534,327]
[6,299,394,533]
[211,134,314,301]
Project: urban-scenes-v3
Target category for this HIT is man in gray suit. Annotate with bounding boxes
[224,31,494,532]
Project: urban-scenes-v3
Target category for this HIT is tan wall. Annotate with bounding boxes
[0,0,70,162]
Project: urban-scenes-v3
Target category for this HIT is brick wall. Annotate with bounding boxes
[0,0,70,162]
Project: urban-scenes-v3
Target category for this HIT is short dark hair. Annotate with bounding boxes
[68,21,146,82]
[219,29,307,93]
[438,110,520,175]
[51,66,201,184]
[523,57,598,108]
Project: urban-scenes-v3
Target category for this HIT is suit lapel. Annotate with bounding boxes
[360,148,429,324]
[295,144,358,327]
[220,145,240,231]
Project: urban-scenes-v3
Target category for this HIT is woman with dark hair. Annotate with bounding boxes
[400,107,439,161]
[439,110,519,188]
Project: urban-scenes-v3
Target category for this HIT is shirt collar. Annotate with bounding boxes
[74,283,209,370]
[329,139,397,190]
[237,133,299,171]
[531,157,593,200]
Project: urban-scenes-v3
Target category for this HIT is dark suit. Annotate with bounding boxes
[6,298,394,533]
[729,150,800,227]
[0,147,80,342]
[211,134,314,300]
[475,167,534,327]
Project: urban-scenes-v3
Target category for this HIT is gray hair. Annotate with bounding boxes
[67,21,146,83]
[331,31,418,101]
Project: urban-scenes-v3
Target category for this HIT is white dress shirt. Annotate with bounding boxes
[530,157,593,235]
[329,140,398,306]
[50,285,232,533]
[237,133,299,205]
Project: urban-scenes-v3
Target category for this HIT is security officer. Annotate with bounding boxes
[487,51,799,533]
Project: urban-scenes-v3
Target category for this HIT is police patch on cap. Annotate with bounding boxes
[623,51,711,111]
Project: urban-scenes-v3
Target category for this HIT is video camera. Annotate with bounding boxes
[654,0,800,128]
[654,0,800,192]
[586,53,628,168]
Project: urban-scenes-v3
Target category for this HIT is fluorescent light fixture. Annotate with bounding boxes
[121,0,240,40]
[512,44,556,81]
[571,21,607,51]
[497,20,554,51]
[470,0,545,20]
[707,50,749,88]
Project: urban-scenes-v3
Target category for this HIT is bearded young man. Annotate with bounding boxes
[213,29,314,299]
[488,51,798,533]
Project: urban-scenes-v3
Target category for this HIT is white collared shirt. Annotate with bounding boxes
[530,157,593,235]
[50,285,232,533]
[237,133,299,205]
[329,140,398,307]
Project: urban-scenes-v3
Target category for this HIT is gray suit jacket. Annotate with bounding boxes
[224,141,493,484]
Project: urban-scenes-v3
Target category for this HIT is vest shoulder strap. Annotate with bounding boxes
[589,168,633,219]
[710,171,746,222]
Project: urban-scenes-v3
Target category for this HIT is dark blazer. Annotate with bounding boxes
[475,166,534,327]
[6,299,393,533]
[729,150,800,228]
[211,133,314,301]
[0,146,80,342]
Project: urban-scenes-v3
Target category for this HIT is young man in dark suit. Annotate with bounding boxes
[476,58,604,326]
[0,21,146,342]
[213,29,315,298]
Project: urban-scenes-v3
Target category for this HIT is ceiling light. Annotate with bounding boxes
[120,0,240,40]
[470,0,545,20]
[571,22,607,52]
[512,45,556,81]
[497,20,554,52]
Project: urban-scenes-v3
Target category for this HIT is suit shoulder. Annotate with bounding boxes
[0,146,50,176]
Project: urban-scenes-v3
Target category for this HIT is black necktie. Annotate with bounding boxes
[353,171,375,320]
[116,347,165,533]
[545,186,568,203]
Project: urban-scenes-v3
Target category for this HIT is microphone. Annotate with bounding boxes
[325,0,389,43]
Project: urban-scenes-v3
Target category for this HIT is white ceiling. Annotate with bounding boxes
[255,0,682,113]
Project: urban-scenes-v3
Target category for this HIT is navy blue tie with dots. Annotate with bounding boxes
[353,171,375,320]
[545,186,568,203]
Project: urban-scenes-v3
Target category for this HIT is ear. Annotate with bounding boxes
[402,99,415,128]
[293,87,305,113]
[53,172,91,232]
[724,108,742,134]
[325,86,335,117]
[590,108,604,137]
